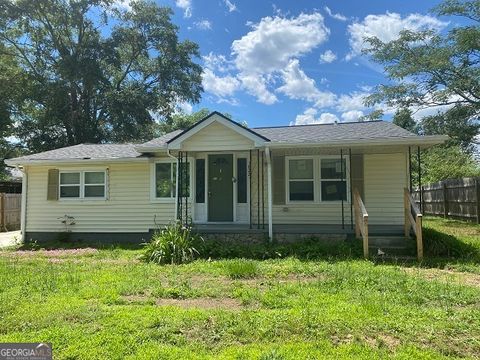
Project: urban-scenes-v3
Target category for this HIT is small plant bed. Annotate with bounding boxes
[0,218,479,359]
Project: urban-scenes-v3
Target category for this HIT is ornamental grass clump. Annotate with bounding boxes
[142,222,201,265]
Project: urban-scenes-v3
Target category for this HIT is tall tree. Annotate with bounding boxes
[0,43,25,179]
[0,0,203,152]
[419,145,480,184]
[363,0,479,149]
[158,108,210,134]
[392,108,417,133]
[420,105,479,151]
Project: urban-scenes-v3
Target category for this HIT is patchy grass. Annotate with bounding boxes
[0,218,479,359]
[223,259,259,279]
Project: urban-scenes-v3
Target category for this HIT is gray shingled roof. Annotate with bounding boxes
[136,130,183,149]
[6,120,435,164]
[7,144,142,162]
[252,121,417,144]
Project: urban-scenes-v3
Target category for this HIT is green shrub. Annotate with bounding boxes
[199,237,362,260]
[224,259,259,279]
[142,222,202,265]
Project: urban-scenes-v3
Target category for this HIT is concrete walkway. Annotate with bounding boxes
[0,231,22,248]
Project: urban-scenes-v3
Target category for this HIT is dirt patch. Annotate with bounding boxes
[331,333,400,350]
[121,294,245,310]
[403,267,480,288]
[156,297,244,310]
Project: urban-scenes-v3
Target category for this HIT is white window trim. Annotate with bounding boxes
[150,158,193,203]
[285,155,350,204]
[59,170,108,201]
[285,156,316,204]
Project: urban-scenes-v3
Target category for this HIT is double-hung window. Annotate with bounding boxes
[286,157,348,202]
[154,161,190,200]
[288,158,314,201]
[59,171,106,199]
[320,159,347,201]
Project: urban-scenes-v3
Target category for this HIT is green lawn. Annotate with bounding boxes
[0,218,479,359]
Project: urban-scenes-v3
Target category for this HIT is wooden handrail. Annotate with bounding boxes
[354,189,369,258]
[404,188,423,260]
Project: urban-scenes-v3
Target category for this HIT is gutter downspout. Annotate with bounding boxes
[167,149,179,221]
[17,165,27,243]
[265,147,273,241]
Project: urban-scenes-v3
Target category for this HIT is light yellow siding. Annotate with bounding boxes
[252,150,407,225]
[24,150,408,233]
[364,153,407,225]
[25,161,177,233]
[181,122,254,151]
[250,151,353,225]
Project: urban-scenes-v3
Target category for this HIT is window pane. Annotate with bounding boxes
[289,159,313,179]
[85,172,105,184]
[321,159,346,179]
[60,172,80,185]
[60,186,80,198]
[85,185,105,197]
[195,159,205,203]
[321,181,347,201]
[156,163,172,198]
[237,158,247,203]
[176,162,190,198]
[289,181,314,201]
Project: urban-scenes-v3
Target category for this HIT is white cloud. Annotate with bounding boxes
[294,108,339,125]
[194,20,212,30]
[202,68,240,98]
[314,92,337,108]
[231,12,329,104]
[276,60,337,108]
[224,0,237,12]
[239,73,278,105]
[324,6,347,21]
[176,102,193,114]
[232,13,329,74]
[341,110,364,122]
[277,60,317,101]
[319,50,337,63]
[203,52,234,73]
[336,91,369,112]
[112,0,132,11]
[347,12,448,60]
[175,0,192,18]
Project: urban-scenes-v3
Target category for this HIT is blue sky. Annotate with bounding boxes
[120,0,456,128]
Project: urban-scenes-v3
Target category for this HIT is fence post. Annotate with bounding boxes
[476,178,480,224]
[421,186,425,214]
[443,183,448,219]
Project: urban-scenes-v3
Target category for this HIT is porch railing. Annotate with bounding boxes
[404,188,423,260]
[354,189,369,258]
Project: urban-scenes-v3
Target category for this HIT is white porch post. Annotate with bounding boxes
[265,147,273,241]
[167,149,179,220]
[20,167,27,242]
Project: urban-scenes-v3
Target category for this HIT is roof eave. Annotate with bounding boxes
[266,135,449,148]
[134,145,167,153]
[5,156,149,167]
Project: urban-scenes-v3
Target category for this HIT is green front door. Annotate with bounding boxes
[208,154,233,222]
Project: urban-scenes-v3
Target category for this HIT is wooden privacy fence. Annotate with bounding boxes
[412,177,480,224]
[0,193,21,231]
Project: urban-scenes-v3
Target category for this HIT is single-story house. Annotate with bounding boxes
[6,112,446,252]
